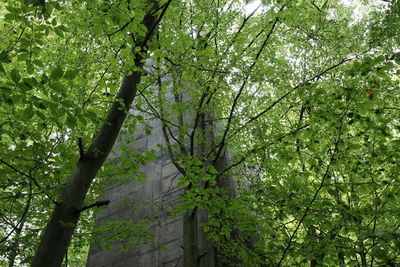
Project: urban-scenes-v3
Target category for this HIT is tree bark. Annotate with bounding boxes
[31,70,144,267]
[183,210,200,267]
[30,2,160,266]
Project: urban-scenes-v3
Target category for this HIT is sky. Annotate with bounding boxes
[243,0,387,22]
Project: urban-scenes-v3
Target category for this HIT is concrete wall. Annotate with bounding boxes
[86,116,185,267]
[87,61,221,266]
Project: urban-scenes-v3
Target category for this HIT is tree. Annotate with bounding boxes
[0,0,169,266]
[0,0,399,266]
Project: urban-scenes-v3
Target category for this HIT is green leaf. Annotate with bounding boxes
[33,59,44,67]
[54,27,64,37]
[36,110,46,120]
[177,177,189,187]
[5,6,18,13]
[17,53,29,62]
[26,64,34,75]
[66,115,76,128]
[51,67,64,80]
[57,25,69,32]
[0,51,11,63]
[19,82,32,91]
[4,13,17,22]
[23,107,33,119]
[77,114,87,125]
[86,111,97,120]
[49,103,65,119]
[144,127,152,135]
[49,81,66,92]
[137,24,148,37]
[23,77,38,87]
[45,2,54,15]
[10,69,21,84]
[63,69,78,80]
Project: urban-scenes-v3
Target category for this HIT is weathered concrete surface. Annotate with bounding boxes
[86,116,185,267]
[87,59,222,266]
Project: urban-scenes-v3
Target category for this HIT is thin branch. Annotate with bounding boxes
[212,13,282,165]
[215,124,309,180]
[210,55,358,160]
[0,171,32,245]
[141,0,173,46]
[77,200,110,213]
[82,67,110,109]
[188,1,267,155]
[155,69,187,175]
[222,3,263,56]
[277,118,346,266]
[0,159,57,204]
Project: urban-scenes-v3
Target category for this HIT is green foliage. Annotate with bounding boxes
[92,220,154,251]
[0,0,154,265]
[142,0,400,265]
[0,0,399,266]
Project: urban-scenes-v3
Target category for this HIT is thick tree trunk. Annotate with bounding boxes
[31,70,144,267]
[182,111,238,267]
[183,209,200,267]
[30,3,160,266]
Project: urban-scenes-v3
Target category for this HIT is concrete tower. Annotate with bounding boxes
[86,61,221,266]
[86,114,185,266]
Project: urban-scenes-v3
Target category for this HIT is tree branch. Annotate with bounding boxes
[77,200,110,213]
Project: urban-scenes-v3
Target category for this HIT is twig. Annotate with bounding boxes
[0,159,57,204]
[77,200,110,213]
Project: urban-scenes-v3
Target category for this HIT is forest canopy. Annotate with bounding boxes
[0,0,399,266]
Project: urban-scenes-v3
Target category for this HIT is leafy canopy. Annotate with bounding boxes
[0,0,399,266]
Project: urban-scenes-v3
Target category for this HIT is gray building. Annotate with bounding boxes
[86,115,185,266]
[87,62,217,267]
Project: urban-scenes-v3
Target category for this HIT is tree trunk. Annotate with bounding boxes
[30,3,161,266]
[183,209,200,267]
[31,69,144,267]
[359,251,368,267]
